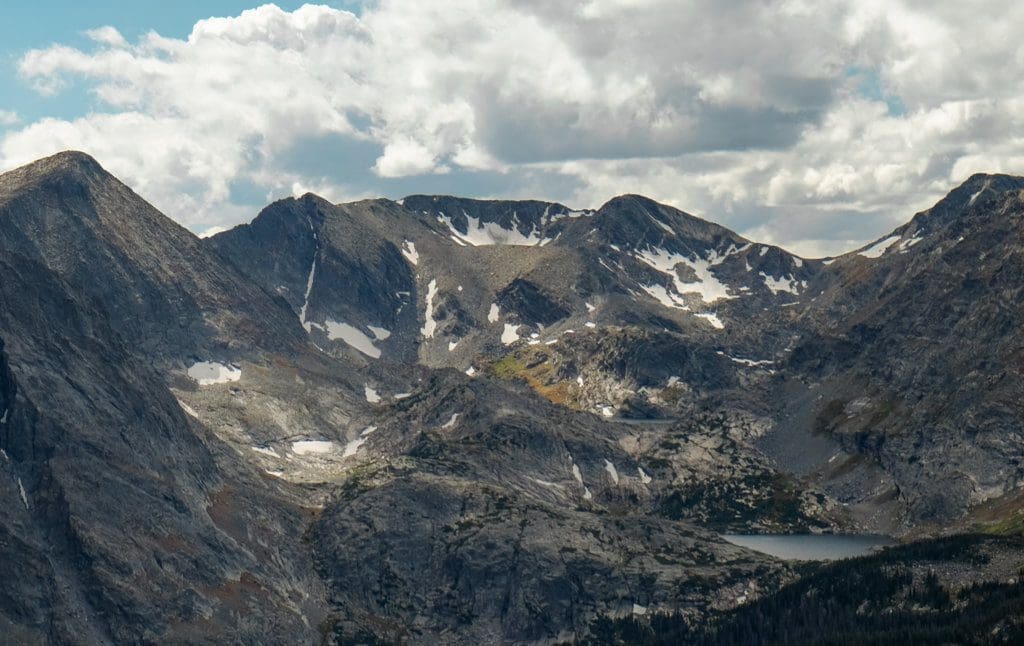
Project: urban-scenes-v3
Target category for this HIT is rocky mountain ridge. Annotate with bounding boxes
[0,151,1021,643]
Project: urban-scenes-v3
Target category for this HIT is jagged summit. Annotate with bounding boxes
[839,172,1024,262]
[912,172,1024,231]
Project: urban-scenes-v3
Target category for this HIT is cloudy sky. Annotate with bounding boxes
[1,1,1021,256]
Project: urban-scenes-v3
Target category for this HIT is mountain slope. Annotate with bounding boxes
[772,174,1024,527]
[0,152,797,643]
[0,252,327,643]
[208,189,820,418]
[2,150,1023,643]
[0,151,306,361]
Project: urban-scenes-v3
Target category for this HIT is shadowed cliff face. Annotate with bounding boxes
[0,251,328,643]
[0,151,308,361]
[0,151,1022,643]
[774,176,1024,525]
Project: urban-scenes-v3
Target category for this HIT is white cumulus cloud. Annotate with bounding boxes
[0,1,1022,255]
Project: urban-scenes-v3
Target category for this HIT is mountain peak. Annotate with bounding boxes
[921,172,1024,225]
[0,150,112,205]
[40,149,101,168]
[5,149,103,180]
[600,193,660,208]
[296,191,335,208]
[593,193,746,248]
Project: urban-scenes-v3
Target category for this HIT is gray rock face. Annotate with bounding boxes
[313,474,779,644]
[0,254,325,643]
[0,152,306,361]
[775,175,1024,528]
[1,151,1022,643]
[204,165,1024,532]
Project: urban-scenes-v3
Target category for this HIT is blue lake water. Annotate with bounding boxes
[721,534,895,561]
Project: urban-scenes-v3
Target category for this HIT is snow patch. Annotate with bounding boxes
[292,440,335,455]
[367,325,391,341]
[251,446,280,458]
[571,462,593,500]
[421,279,440,338]
[401,240,419,265]
[501,323,521,345]
[585,322,597,328]
[438,211,549,246]
[342,438,366,458]
[299,254,318,332]
[176,399,198,418]
[760,272,803,295]
[18,478,28,509]
[898,236,923,252]
[465,366,477,377]
[639,283,689,309]
[637,467,652,484]
[544,206,594,224]
[487,303,500,323]
[604,459,620,484]
[448,340,459,351]
[572,463,584,485]
[343,426,377,458]
[634,246,736,305]
[858,236,901,258]
[585,302,596,312]
[187,362,241,386]
[650,214,674,235]
[600,405,615,417]
[718,352,774,367]
[324,321,382,358]
[442,413,459,429]
[364,385,381,403]
[695,312,724,329]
